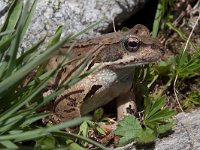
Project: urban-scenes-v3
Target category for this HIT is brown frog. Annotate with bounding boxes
[46,24,164,123]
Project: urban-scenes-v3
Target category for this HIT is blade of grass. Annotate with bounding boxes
[0,30,14,37]
[16,36,46,66]
[47,25,64,48]
[4,46,74,118]
[0,54,65,126]
[19,0,38,42]
[26,57,81,87]
[0,58,59,126]
[0,34,15,59]
[0,0,21,61]
[4,0,31,77]
[35,25,64,76]
[20,112,50,127]
[0,116,92,141]
[0,113,26,134]
[0,111,49,134]
[1,109,48,128]
[0,140,18,149]
[0,35,69,94]
[0,62,8,81]
[0,19,103,94]
[0,75,49,122]
[152,0,162,37]
[0,0,22,37]
[0,35,15,80]
[53,131,109,150]
[166,22,196,49]
[59,44,101,87]
[146,97,165,118]
[35,56,97,110]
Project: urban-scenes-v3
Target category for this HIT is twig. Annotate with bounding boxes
[173,10,200,150]
[173,75,184,112]
[173,9,200,112]
[183,11,200,54]
[112,17,116,32]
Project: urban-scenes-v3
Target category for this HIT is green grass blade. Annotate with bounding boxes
[0,59,58,124]
[0,34,15,54]
[27,55,81,89]
[19,0,38,42]
[152,0,162,37]
[35,25,64,76]
[53,132,109,150]
[16,36,46,66]
[165,22,196,49]
[21,113,50,127]
[66,139,87,150]
[0,117,91,141]
[147,97,165,118]
[0,34,16,64]
[0,19,103,94]
[0,36,68,94]
[0,114,25,134]
[0,112,49,134]
[0,0,22,37]
[35,50,97,109]
[4,1,31,77]
[0,140,18,149]
[0,30,14,37]
[47,25,64,48]
[0,0,22,76]
[0,77,48,122]
[0,62,8,81]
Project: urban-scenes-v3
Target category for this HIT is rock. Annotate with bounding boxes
[113,108,200,150]
[0,0,149,49]
[1,1,200,150]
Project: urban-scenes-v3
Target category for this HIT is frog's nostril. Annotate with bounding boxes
[150,43,159,49]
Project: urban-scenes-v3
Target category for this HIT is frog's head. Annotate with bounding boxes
[90,24,164,70]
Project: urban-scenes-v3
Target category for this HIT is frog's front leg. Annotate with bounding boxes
[53,90,83,123]
[93,89,137,145]
[116,88,137,120]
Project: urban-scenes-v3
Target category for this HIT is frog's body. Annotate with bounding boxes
[46,24,164,123]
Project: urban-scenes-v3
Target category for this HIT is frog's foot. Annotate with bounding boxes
[116,88,137,120]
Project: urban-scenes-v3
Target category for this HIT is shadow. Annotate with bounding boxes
[135,142,156,150]
[0,1,12,18]
[159,129,175,139]
[101,0,159,33]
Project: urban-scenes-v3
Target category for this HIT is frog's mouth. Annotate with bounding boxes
[102,53,162,70]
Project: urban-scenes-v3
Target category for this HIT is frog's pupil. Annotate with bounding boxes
[128,41,138,47]
[121,36,140,52]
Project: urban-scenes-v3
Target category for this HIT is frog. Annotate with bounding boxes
[45,24,164,123]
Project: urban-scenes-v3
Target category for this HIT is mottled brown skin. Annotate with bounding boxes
[46,24,164,123]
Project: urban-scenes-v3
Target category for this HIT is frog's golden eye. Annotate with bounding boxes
[121,36,141,52]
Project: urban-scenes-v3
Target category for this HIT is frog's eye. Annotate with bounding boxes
[121,36,141,52]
